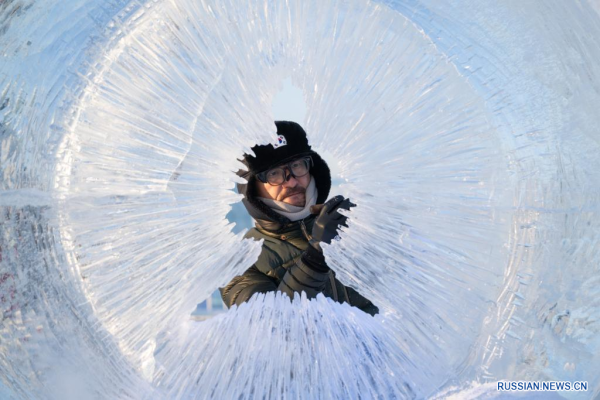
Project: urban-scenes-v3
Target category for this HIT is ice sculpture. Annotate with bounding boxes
[1,0,600,399]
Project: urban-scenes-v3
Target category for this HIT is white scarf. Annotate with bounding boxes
[257,176,318,221]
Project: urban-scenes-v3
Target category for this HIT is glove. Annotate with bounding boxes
[309,195,355,253]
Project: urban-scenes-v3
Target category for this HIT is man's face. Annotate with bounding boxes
[256,171,311,207]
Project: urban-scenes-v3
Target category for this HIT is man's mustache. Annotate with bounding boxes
[280,187,306,200]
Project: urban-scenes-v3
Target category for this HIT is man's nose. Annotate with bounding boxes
[282,170,298,187]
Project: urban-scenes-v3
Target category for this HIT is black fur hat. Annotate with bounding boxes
[237,121,332,230]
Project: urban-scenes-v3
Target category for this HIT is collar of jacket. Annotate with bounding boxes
[254,214,316,239]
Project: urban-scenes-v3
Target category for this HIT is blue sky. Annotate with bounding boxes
[271,77,306,123]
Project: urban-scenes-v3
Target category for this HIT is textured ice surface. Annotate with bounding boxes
[1,0,600,399]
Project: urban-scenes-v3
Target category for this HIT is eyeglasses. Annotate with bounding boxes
[256,156,313,186]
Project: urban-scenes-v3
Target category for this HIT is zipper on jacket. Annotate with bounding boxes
[341,283,350,304]
[300,220,312,241]
[328,272,339,302]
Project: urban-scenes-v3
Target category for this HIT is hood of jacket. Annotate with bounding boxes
[237,151,331,233]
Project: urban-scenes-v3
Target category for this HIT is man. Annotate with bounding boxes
[220,121,378,316]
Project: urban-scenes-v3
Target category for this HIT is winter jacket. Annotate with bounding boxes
[219,214,379,316]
